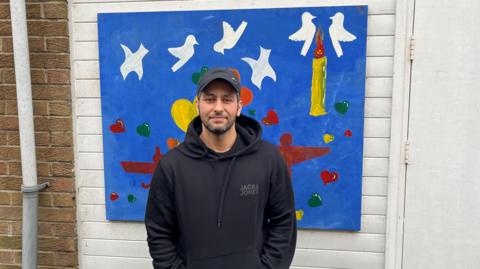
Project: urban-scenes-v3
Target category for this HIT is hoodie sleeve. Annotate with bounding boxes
[145,161,185,269]
[260,150,297,269]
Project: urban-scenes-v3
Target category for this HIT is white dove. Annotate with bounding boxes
[168,34,199,72]
[120,43,149,80]
[289,12,316,56]
[241,47,277,90]
[328,12,356,58]
[214,21,248,54]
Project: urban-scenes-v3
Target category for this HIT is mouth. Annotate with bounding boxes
[209,116,227,123]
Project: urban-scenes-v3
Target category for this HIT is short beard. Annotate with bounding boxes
[202,117,235,135]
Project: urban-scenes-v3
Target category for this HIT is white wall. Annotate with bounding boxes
[69,0,396,268]
[399,1,480,268]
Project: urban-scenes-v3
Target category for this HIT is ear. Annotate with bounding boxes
[193,96,199,115]
[237,100,243,116]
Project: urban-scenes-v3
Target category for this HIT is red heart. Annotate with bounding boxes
[110,192,119,201]
[262,109,279,125]
[344,129,352,137]
[320,170,339,185]
[110,119,125,133]
[141,181,151,189]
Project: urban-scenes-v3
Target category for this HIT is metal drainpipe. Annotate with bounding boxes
[9,1,49,269]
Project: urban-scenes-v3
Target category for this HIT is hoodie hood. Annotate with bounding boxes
[176,114,263,228]
[177,114,262,160]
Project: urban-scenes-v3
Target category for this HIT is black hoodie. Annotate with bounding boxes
[145,115,297,269]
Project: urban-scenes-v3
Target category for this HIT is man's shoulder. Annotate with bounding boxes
[255,139,283,160]
[251,140,288,174]
[158,145,184,166]
[258,139,279,152]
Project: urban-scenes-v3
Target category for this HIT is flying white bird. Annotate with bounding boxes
[328,12,356,58]
[214,21,248,54]
[120,43,149,80]
[241,47,277,90]
[288,12,316,56]
[168,34,199,72]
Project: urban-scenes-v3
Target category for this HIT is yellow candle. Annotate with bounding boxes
[309,27,327,117]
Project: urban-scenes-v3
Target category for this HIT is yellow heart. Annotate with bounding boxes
[171,98,198,132]
[296,210,304,221]
[323,134,334,144]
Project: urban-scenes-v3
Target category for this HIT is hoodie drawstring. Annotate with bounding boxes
[216,156,237,228]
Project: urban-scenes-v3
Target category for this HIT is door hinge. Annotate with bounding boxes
[404,140,411,165]
[409,36,415,61]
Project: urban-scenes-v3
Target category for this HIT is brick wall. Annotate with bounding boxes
[0,0,77,268]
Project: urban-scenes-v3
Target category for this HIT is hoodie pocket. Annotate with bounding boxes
[187,250,263,269]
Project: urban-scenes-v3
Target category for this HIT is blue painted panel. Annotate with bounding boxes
[98,6,367,230]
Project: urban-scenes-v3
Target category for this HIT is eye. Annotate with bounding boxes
[223,97,234,103]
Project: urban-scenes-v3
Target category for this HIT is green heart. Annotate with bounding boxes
[192,73,201,84]
[136,123,150,137]
[128,194,136,203]
[191,66,209,84]
[334,101,349,115]
[248,109,256,116]
[308,193,322,207]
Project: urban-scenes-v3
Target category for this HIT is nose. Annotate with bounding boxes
[213,99,224,113]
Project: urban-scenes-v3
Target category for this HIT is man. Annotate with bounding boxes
[145,67,297,269]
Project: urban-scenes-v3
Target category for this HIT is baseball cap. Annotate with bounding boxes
[196,67,241,95]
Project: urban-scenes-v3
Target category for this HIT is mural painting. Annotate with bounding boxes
[98,6,368,230]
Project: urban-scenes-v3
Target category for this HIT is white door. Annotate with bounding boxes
[402,1,480,268]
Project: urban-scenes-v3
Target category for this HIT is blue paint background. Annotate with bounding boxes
[98,6,367,230]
